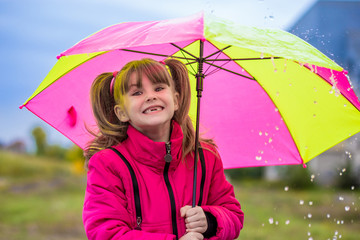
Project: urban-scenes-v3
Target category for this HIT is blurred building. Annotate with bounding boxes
[265,0,360,186]
[289,0,360,93]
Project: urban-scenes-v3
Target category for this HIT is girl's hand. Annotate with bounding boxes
[180,205,208,234]
[179,232,204,240]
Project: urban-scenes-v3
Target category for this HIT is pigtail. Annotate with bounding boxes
[84,72,128,165]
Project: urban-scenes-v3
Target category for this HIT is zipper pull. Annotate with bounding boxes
[164,142,172,163]
[135,216,142,230]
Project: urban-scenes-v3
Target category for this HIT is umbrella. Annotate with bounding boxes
[21,13,360,205]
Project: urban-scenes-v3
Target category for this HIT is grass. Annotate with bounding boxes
[0,150,86,240]
[0,150,359,239]
[234,180,360,240]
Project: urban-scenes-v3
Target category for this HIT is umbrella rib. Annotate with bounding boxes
[170,43,198,59]
[204,60,230,77]
[175,45,197,76]
[203,45,232,60]
[120,49,195,61]
[206,57,282,61]
[203,47,225,76]
[204,60,255,80]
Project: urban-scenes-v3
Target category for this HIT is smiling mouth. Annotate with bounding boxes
[143,106,164,114]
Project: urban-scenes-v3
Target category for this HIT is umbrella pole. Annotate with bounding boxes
[192,40,205,207]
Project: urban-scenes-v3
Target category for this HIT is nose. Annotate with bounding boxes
[145,93,157,102]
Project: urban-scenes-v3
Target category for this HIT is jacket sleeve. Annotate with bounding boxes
[83,151,176,240]
[200,148,244,240]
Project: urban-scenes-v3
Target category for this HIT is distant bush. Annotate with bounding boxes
[225,167,264,180]
[335,153,360,189]
[279,165,315,190]
[46,144,68,160]
[32,126,47,156]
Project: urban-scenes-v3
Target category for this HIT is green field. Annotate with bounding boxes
[0,150,359,239]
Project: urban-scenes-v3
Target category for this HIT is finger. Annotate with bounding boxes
[185,211,206,224]
[185,232,204,240]
[186,226,207,233]
[180,205,192,217]
[184,207,204,221]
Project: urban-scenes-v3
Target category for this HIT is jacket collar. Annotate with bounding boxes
[123,121,183,172]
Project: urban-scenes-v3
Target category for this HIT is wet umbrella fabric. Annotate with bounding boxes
[22,13,360,172]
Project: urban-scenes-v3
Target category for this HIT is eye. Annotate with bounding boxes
[155,86,164,92]
[131,91,142,96]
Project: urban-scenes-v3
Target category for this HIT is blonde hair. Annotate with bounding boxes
[84,58,215,165]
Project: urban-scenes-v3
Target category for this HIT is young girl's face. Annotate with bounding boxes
[115,73,179,139]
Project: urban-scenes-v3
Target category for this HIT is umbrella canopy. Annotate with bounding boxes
[21,12,360,169]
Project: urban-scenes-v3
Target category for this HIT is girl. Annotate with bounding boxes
[83,58,244,240]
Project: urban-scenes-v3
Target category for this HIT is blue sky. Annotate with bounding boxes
[0,0,315,150]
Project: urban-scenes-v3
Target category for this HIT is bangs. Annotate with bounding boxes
[122,60,172,93]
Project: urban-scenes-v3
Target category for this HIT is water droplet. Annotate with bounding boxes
[256,156,262,161]
[311,174,315,181]
[308,213,312,218]
[339,196,344,201]
[313,114,316,118]
[309,201,313,206]
[314,100,318,104]
[300,200,304,205]
[274,108,279,112]
[345,206,350,211]
[327,213,331,218]
[265,132,269,136]
[285,220,290,225]
[260,52,264,59]
[271,56,277,72]
[259,131,263,136]
[345,151,352,158]
[351,186,355,190]
[268,138,273,143]
[269,217,274,224]
[284,186,289,191]
[342,168,346,173]
[275,126,279,131]
[344,104,347,107]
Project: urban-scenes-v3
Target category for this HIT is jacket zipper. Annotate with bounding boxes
[163,142,178,239]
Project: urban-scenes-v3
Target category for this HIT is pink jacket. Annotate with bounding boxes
[83,121,244,239]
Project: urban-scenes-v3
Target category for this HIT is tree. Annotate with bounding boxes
[32,126,47,156]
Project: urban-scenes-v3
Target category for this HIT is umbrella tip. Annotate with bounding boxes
[56,53,65,60]
[302,163,307,168]
[19,105,25,109]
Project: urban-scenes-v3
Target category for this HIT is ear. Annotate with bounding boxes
[114,105,130,122]
[174,92,180,111]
